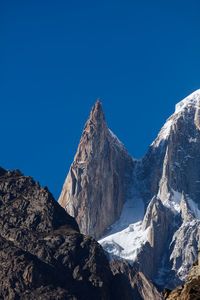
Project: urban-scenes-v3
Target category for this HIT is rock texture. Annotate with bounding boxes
[59,90,200,291]
[0,167,137,300]
[133,90,200,288]
[59,100,134,239]
[164,253,200,299]
[110,260,162,300]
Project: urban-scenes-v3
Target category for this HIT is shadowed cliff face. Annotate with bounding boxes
[59,100,135,239]
[110,260,162,300]
[164,255,200,300]
[0,167,127,300]
[0,167,162,300]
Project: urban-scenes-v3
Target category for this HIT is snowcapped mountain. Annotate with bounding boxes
[59,90,200,290]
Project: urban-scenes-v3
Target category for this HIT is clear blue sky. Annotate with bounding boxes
[1,0,200,199]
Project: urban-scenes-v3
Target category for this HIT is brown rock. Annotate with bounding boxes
[164,255,200,300]
[0,167,134,300]
[59,100,134,239]
[110,260,162,300]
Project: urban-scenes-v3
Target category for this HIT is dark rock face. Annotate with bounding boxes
[110,260,162,300]
[59,100,134,239]
[164,254,200,300]
[0,167,132,300]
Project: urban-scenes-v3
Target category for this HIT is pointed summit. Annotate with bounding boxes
[58,98,134,239]
[88,98,105,124]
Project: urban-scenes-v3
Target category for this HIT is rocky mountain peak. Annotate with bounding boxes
[175,89,200,114]
[59,99,134,239]
[152,89,200,148]
[88,98,105,124]
[73,99,106,164]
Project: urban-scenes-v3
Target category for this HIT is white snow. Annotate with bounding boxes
[152,89,200,147]
[162,189,182,214]
[175,89,200,114]
[189,137,197,143]
[161,187,200,219]
[159,119,173,140]
[99,196,148,262]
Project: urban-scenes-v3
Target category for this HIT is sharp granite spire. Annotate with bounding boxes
[88,98,105,122]
[59,99,134,239]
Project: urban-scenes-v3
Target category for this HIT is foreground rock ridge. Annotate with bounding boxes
[59,90,200,291]
[0,167,161,299]
[59,99,134,239]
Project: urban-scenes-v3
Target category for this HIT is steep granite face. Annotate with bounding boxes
[58,90,200,291]
[59,100,134,239]
[98,90,200,290]
[137,90,200,287]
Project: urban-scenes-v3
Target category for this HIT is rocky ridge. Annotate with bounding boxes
[0,167,161,299]
[0,167,118,299]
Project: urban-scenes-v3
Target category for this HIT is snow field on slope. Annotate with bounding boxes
[99,196,149,262]
[152,89,200,147]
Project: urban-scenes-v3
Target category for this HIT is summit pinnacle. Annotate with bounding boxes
[58,100,134,239]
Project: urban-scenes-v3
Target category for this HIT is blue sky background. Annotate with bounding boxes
[1,0,200,199]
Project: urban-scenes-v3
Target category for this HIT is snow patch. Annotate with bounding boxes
[163,189,182,213]
[160,119,173,140]
[175,89,200,114]
[189,137,197,143]
[99,196,147,262]
[152,89,200,148]
[161,188,200,219]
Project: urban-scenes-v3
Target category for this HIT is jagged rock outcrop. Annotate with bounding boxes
[164,253,200,299]
[135,197,174,279]
[110,260,162,300]
[0,166,138,300]
[59,100,134,239]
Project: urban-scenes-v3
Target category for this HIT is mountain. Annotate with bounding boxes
[59,99,134,239]
[0,167,118,299]
[59,90,200,291]
[0,167,161,299]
